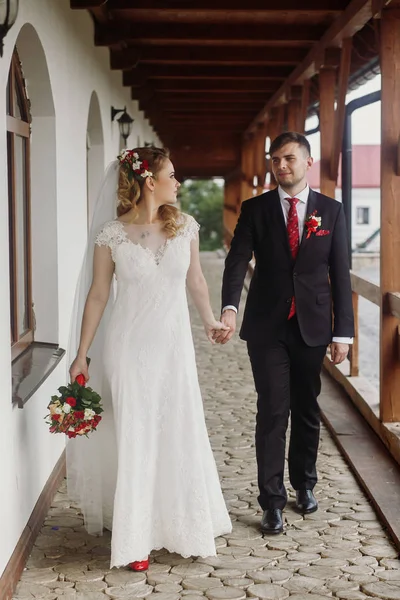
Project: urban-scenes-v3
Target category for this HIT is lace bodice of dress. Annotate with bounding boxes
[95,214,199,268]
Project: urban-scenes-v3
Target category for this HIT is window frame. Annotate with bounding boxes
[356,206,370,225]
[7,50,33,361]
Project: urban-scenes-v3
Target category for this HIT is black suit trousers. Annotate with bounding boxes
[247,315,327,510]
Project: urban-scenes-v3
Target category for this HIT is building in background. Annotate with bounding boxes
[307,145,380,253]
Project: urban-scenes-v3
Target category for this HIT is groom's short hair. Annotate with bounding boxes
[269,132,311,157]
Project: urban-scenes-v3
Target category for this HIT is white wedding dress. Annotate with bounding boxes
[90,214,231,568]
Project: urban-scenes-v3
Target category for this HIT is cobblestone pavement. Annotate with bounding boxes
[15,253,400,600]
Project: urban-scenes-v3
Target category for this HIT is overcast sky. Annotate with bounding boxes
[307,74,381,162]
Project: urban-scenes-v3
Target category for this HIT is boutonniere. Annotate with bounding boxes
[304,210,330,239]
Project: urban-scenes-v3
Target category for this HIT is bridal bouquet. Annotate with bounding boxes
[46,374,103,438]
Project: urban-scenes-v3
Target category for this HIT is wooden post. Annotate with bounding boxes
[299,80,311,134]
[240,138,254,203]
[349,291,359,377]
[268,105,285,189]
[380,10,400,422]
[223,168,242,245]
[287,86,303,132]
[319,54,338,198]
[255,122,268,194]
[330,39,353,181]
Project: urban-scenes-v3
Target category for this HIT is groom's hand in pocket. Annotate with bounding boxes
[214,309,236,344]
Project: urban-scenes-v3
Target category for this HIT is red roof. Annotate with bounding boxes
[307,145,380,189]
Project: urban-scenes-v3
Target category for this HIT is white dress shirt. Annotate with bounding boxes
[223,184,353,345]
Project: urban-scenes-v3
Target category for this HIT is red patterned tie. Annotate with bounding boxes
[286,198,300,319]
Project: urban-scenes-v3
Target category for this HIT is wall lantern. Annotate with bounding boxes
[0,0,19,57]
[111,105,134,144]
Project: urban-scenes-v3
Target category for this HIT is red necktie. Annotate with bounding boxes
[286,198,300,319]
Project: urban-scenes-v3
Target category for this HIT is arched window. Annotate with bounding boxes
[7,50,32,360]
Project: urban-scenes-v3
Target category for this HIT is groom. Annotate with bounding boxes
[216,132,354,534]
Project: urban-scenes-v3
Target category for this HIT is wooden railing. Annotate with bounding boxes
[348,272,400,376]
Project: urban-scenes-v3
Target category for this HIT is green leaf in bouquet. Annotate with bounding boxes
[80,388,92,400]
[71,381,80,395]
[58,386,68,395]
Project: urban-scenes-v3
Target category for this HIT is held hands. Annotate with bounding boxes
[212,309,237,345]
[330,342,349,365]
[205,320,230,344]
[69,355,90,384]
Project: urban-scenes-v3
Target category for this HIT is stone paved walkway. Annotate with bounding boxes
[15,253,400,600]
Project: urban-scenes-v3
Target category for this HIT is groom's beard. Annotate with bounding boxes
[276,172,306,190]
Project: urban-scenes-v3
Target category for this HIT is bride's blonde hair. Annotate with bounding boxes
[117,146,182,238]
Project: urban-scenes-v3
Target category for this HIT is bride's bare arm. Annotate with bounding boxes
[186,235,229,342]
[69,245,114,381]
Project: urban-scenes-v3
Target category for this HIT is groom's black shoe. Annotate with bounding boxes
[260,508,283,534]
[295,489,318,514]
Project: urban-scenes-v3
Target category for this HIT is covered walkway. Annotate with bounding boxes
[14,254,400,600]
[3,1,400,598]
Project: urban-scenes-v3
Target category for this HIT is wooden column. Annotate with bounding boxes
[330,38,352,181]
[223,168,242,245]
[319,43,351,196]
[319,56,338,198]
[255,122,268,194]
[380,10,400,422]
[268,105,285,189]
[299,80,311,134]
[240,138,254,203]
[287,86,302,132]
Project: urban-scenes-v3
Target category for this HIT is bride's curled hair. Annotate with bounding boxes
[117,146,182,238]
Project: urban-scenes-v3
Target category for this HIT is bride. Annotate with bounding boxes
[68,146,232,571]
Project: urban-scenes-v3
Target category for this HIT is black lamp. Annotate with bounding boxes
[0,0,19,57]
[111,105,134,144]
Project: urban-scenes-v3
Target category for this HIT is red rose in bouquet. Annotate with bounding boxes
[46,373,103,438]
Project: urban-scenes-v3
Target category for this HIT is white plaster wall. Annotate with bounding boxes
[0,0,160,576]
[335,188,380,250]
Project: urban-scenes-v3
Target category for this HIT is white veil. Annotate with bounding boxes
[66,160,120,535]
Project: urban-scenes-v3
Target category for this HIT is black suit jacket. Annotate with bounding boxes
[222,188,355,347]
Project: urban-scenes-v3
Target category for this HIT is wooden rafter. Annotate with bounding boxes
[110,47,307,70]
[70,0,390,175]
[95,22,325,47]
[72,0,348,9]
[246,0,394,134]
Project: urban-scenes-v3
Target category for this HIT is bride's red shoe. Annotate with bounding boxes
[128,558,149,571]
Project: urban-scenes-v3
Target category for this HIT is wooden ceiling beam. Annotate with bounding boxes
[130,78,278,93]
[139,96,262,115]
[162,107,261,114]
[110,6,343,25]
[246,0,394,135]
[105,0,347,12]
[149,121,247,132]
[71,0,106,7]
[132,88,272,103]
[111,46,307,70]
[150,95,270,103]
[95,22,325,46]
[123,65,292,82]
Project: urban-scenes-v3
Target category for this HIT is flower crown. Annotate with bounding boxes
[117,149,153,179]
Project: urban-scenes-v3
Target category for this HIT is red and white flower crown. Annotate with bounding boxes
[117,149,153,179]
